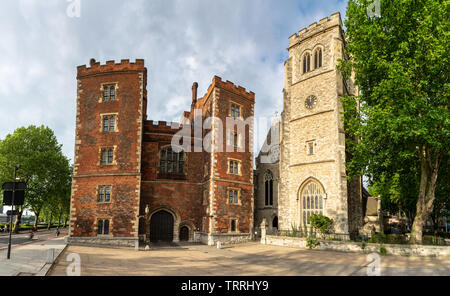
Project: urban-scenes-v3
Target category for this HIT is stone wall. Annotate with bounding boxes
[262,235,450,257]
[66,236,139,249]
[194,232,251,246]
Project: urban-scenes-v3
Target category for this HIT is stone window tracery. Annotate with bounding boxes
[301,181,324,225]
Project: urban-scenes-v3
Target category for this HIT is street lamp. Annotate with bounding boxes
[7,164,20,260]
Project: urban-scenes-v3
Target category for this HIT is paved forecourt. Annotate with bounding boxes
[49,242,450,276]
[0,231,68,276]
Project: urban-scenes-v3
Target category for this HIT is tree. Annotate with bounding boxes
[368,158,420,228]
[339,0,449,244]
[0,125,71,231]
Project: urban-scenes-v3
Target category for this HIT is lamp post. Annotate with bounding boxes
[7,164,20,260]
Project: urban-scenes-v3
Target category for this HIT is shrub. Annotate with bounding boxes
[290,224,299,237]
[306,237,320,249]
[379,247,387,255]
[369,233,409,244]
[422,235,446,246]
[308,214,334,235]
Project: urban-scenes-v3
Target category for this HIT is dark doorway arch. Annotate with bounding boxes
[179,226,189,241]
[272,216,278,229]
[150,210,174,242]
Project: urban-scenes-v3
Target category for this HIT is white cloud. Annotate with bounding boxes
[0,0,348,162]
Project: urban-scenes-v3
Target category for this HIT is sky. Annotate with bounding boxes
[0,0,348,163]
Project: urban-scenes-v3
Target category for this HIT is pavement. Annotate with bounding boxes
[0,229,68,276]
[48,242,450,276]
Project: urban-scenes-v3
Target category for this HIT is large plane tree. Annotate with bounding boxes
[339,0,449,244]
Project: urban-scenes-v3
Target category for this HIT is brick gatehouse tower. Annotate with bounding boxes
[68,59,255,248]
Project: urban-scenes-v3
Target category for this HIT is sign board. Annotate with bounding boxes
[6,210,19,216]
[2,182,26,190]
[2,190,25,206]
[2,182,26,206]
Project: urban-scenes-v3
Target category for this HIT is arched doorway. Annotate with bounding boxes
[179,226,189,241]
[272,216,278,229]
[150,210,174,242]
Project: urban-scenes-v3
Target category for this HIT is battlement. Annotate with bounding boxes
[199,76,255,102]
[77,58,146,77]
[289,12,342,48]
[144,120,182,132]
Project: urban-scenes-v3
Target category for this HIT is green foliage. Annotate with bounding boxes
[290,223,299,237]
[379,247,387,255]
[308,214,334,235]
[369,233,409,244]
[339,0,449,244]
[0,126,72,230]
[422,235,446,246]
[306,237,320,249]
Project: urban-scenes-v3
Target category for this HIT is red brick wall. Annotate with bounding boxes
[71,60,255,241]
[70,59,146,239]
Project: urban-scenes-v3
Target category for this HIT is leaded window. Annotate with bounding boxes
[264,171,274,206]
[103,85,116,101]
[303,53,311,73]
[97,219,110,235]
[101,148,114,165]
[102,115,116,132]
[314,48,323,69]
[228,189,239,204]
[301,181,324,225]
[229,160,240,175]
[160,147,184,175]
[231,103,241,118]
[98,185,111,202]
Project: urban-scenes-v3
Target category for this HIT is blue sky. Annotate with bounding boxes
[0,0,348,162]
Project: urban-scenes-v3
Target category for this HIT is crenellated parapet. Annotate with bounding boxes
[288,12,342,48]
[77,58,146,78]
[199,75,255,102]
[144,120,182,133]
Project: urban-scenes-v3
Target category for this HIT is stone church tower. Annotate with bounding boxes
[278,12,363,238]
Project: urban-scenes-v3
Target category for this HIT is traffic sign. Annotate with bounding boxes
[2,182,26,190]
[2,190,25,206]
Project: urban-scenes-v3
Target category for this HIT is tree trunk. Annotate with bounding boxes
[410,148,441,244]
[47,211,53,230]
[33,212,40,231]
[13,208,23,233]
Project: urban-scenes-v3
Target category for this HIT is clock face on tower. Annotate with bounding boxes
[305,95,318,109]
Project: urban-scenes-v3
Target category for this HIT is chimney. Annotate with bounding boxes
[192,82,198,105]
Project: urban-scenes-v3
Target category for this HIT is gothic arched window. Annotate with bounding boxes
[264,171,274,206]
[302,53,311,74]
[301,180,324,225]
[160,147,184,175]
[314,48,323,69]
